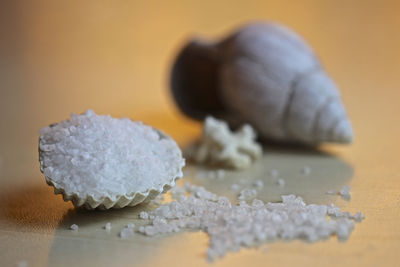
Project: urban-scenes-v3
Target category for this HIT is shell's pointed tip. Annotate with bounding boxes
[333,120,354,144]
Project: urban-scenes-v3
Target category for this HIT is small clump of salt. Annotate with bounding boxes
[326,189,336,195]
[339,185,351,200]
[104,222,111,231]
[269,169,279,177]
[70,224,79,231]
[238,188,257,201]
[253,179,264,188]
[17,261,28,267]
[120,224,135,239]
[352,212,365,222]
[277,178,285,187]
[230,183,240,192]
[139,211,149,219]
[137,183,364,261]
[301,166,311,175]
[188,116,262,170]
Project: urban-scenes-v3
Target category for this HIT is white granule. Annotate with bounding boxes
[104,222,111,231]
[253,179,264,188]
[126,223,135,229]
[277,178,285,187]
[138,183,364,261]
[70,224,79,231]
[339,185,351,200]
[207,170,226,179]
[139,211,149,219]
[238,188,257,201]
[17,260,28,267]
[119,226,134,239]
[216,169,225,179]
[39,110,184,205]
[301,166,311,175]
[352,212,365,222]
[195,169,225,180]
[230,184,240,192]
[239,178,247,185]
[326,189,336,195]
[188,116,262,170]
[269,169,279,177]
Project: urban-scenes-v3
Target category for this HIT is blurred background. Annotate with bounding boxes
[1,0,400,184]
[1,0,400,187]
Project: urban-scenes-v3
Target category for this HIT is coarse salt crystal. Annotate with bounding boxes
[238,188,257,200]
[17,261,28,267]
[104,222,111,231]
[230,184,240,192]
[326,189,336,195]
[339,185,351,200]
[216,169,225,179]
[119,227,134,239]
[139,211,149,219]
[269,169,279,177]
[253,179,264,188]
[301,166,311,175]
[352,212,365,222]
[277,178,285,187]
[70,224,79,231]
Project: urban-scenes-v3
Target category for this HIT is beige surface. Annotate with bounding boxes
[0,0,400,266]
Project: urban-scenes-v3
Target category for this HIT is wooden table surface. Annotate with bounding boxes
[0,1,399,266]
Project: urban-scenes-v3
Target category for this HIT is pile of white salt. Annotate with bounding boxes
[138,183,364,261]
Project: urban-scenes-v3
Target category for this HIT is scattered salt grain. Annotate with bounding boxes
[139,211,149,219]
[138,183,363,261]
[17,260,28,267]
[277,178,285,187]
[70,224,79,231]
[253,179,264,188]
[119,226,134,239]
[207,170,226,180]
[269,169,279,178]
[326,189,336,195]
[230,184,240,192]
[104,222,111,231]
[238,188,257,201]
[207,171,216,179]
[195,169,225,180]
[239,178,247,185]
[216,169,225,179]
[352,212,365,222]
[301,166,311,175]
[127,223,135,229]
[339,185,351,200]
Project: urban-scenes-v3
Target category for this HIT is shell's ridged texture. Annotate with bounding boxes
[170,22,353,145]
[39,110,185,209]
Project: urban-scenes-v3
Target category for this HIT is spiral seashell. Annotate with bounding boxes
[170,22,353,145]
